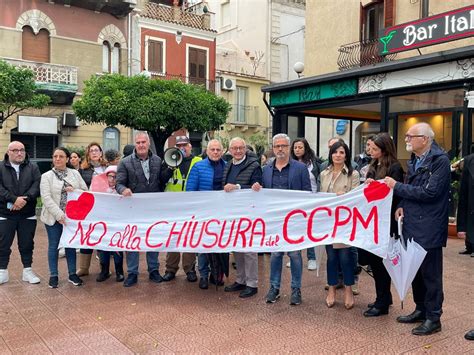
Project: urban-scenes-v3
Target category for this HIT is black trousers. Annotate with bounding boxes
[359,249,392,309]
[412,247,444,322]
[0,219,37,269]
[465,237,473,253]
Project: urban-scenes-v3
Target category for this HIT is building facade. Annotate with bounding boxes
[263,0,474,163]
[207,0,305,145]
[0,0,136,168]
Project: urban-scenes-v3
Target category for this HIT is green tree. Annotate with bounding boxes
[73,74,231,156]
[248,132,269,156]
[0,60,50,128]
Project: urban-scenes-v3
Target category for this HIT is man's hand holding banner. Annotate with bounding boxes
[60,182,393,258]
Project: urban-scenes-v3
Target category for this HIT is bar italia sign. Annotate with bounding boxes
[379,5,474,55]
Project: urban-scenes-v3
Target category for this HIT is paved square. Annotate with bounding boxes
[0,223,473,353]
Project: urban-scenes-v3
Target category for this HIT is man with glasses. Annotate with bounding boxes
[161,136,201,283]
[252,133,311,305]
[186,139,227,290]
[0,141,41,284]
[385,122,450,336]
[222,137,262,298]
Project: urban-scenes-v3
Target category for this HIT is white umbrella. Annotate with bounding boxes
[383,217,427,307]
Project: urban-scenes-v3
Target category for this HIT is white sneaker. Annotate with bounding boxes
[0,269,9,284]
[286,261,291,268]
[22,268,40,284]
[307,259,317,271]
[58,248,66,258]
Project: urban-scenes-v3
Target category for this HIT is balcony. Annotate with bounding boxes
[45,0,136,18]
[337,39,397,71]
[228,104,260,130]
[4,57,78,104]
[143,2,214,32]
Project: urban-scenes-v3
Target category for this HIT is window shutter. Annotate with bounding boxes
[22,26,50,63]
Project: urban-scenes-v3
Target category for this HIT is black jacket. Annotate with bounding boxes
[457,153,474,243]
[0,153,41,219]
[222,155,262,188]
[394,142,450,249]
[116,150,163,194]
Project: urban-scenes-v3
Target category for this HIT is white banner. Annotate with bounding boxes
[60,182,393,257]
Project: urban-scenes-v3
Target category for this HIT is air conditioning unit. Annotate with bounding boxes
[220,76,236,91]
[63,112,80,127]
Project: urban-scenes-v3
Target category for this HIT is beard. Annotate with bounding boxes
[406,143,413,152]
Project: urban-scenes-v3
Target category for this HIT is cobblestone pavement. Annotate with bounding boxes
[0,223,473,354]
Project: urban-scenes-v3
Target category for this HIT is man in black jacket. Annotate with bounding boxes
[0,141,41,284]
[222,137,262,298]
[116,131,163,287]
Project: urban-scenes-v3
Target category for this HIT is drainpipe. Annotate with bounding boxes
[127,12,131,77]
[421,0,429,18]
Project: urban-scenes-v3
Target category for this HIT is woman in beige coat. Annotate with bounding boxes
[40,147,87,288]
[319,141,359,310]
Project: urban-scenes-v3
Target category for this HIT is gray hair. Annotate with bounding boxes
[135,131,150,141]
[272,133,290,145]
[229,137,246,147]
[417,123,435,142]
[207,139,223,150]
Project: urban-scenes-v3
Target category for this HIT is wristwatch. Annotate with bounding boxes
[236,184,241,189]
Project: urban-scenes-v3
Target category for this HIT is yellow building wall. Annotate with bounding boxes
[306,0,474,76]
[0,29,21,59]
[217,75,271,146]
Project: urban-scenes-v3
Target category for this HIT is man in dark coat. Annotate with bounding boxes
[457,153,474,256]
[116,131,164,287]
[385,122,450,336]
[252,133,311,306]
[0,141,41,285]
[222,137,262,299]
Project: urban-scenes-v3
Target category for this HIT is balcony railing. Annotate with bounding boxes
[229,104,259,126]
[149,71,217,93]
[337,39,397,71]
[144,2,213,32]
[3,57,78,89]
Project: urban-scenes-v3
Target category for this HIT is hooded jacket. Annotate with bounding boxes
[394,142,450,249]
[0,152,41,219]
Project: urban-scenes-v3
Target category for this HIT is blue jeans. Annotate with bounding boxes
[198,253,210,279]
[45,223,76,277]
[326,245,355,286]
[307,247,316,260]
[270,251,302,289]
[126,251,159,275]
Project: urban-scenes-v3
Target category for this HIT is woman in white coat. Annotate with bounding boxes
[40,147,87,288]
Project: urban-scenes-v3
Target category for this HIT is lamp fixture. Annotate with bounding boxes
[176,31,183,44]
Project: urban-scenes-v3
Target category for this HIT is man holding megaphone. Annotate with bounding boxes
[161,136,201,283]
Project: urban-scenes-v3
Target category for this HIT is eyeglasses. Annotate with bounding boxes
[230,146,246,151]
[274,144,289,149]
[9,149,25,154]
[208,148,222,152]
[405,134,425,141]
[89,148,101,153]
[107,175,116,180]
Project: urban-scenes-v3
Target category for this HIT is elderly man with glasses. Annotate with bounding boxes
[252,133,311,306]
[385,122,450,336]
[0,141,41,285]
[222,137,262,298]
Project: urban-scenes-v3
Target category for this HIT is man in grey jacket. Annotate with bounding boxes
[0,141,41,284]
[116,131,163,287]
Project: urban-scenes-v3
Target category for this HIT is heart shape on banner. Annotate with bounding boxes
[363,181,390,203]
[65,192,95,221]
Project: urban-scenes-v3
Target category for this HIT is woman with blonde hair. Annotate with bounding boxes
[77,142,108,276]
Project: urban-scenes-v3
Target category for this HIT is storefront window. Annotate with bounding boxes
[390,89,464,112]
